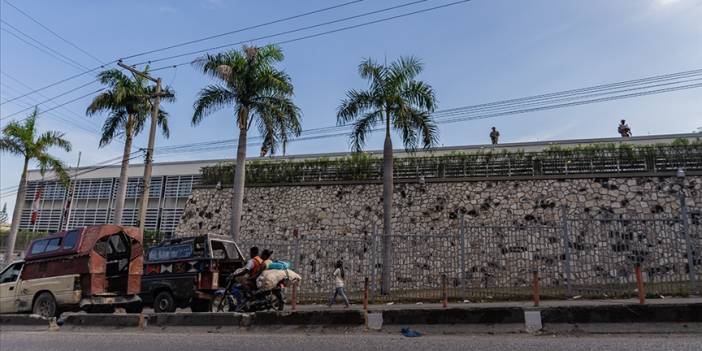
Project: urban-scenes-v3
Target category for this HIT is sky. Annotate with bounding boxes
[1,0,701,218]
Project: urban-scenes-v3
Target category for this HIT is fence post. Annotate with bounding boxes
[459,213,466,301]
[679,191,699,295]
[291,281,298,311]
[363,277,369,311]
[292,229,301,271]
[635,264,645,304]
[441,274,448,308]
[370,224,378,303]
[532,270,540,307]
[560,205,573,298]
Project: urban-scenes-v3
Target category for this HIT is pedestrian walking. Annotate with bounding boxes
[328,260,350,308]
[490,127,500,145]
[618,119,631,137]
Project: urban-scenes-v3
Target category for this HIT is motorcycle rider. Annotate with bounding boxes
[227,247,273,311]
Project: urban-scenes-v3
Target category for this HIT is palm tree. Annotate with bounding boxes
[87,68,173,225]
[337,56,438,294]
[192,45,301,241]
[1,108,72,263]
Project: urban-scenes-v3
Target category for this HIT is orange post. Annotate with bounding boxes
[363,277,369,311]
[441,274,448,308]
[291,281,298,311]
[635,265,645,305]
[532,270,540,307]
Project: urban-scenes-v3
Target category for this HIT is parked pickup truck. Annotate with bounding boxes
[140,234,245,312]
[0,225,144,317]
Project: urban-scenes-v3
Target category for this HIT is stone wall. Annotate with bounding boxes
[176,176,700,239]
[175,175,701,299]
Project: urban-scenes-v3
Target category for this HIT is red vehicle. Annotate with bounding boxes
[0,225,144,317]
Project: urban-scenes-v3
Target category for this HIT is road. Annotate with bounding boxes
[1,331,701,351]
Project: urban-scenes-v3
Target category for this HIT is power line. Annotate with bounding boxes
[0,79,100,121]
[2,0,105,65]
[130,0,433,66]
[0,150,144,197]
[0,63,111,106]
[1,71,103,128]
[150,68,702,155]
[120,0,365,61]
[0,0,371,104]
[0,23,88,71]
[0,83,100,135]
[148,0,475,72]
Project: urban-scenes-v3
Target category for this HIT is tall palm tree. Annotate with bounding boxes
[192,45,301,241]
[87,68,173,225]
[1,108,72,263]
[337,56,438,294]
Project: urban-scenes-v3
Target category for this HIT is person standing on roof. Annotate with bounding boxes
[490,127,500,145]
[618,119,632,137]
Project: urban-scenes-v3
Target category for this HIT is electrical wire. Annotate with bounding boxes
[0,79,101,121]
[2,0,105,64]
[0,24,88,71]
[119,0,365,61]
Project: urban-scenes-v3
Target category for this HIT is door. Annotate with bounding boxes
[0,262,24,313]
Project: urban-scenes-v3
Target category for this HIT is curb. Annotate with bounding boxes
[0,314,51,326]
[380,307,524,325]
[539,303,702,324]
[61,314,142,327]
[251,310,365,326]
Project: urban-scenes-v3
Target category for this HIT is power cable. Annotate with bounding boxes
[130,0,433,66]
[120,0,365,61]
[0,23,88,71]
[0,79,100,121]
[2,0,105,64]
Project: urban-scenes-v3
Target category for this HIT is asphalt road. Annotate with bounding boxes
[1,331,701,351]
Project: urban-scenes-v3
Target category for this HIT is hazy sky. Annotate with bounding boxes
[1,0,701,217]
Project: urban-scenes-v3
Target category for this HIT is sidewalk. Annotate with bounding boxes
[297,297,702,311]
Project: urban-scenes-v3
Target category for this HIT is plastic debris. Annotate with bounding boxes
[401,327,422,337]
[386,302,394,305]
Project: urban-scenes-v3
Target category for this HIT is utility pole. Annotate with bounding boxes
[117,60,170,235]
[63,151,81,231]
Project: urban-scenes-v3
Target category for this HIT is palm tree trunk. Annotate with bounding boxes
[4,158,29,264]
[230,108,249,241]
[113,119,133,225]
[381,111,393,295]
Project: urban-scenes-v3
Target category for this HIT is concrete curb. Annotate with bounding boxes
[61,314,142,328]
[148,313,244,327]
[539,303,702,324]
[251,310,365,326]
[0,314,51,326]
[380,307,524,325]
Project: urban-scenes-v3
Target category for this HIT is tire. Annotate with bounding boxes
[212,294,234,312]
[32,292,57,318]
[273,290,285,311]
[190,298,211,313]
[125,303,143,314]
[153,291,176,313]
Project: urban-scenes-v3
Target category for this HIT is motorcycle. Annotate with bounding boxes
[212,275,286,312]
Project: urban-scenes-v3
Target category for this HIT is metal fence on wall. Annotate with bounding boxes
[241,204,701,303]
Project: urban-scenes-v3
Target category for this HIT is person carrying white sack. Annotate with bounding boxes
[328,260,350,308]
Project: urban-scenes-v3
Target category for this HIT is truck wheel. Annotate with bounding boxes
[153,291,176,313]
[190,298,211,313]
[33,292,57,318]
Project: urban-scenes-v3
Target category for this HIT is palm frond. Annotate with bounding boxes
[337,90,379,125]
[36,131,72,152]
[349,110,383,152]
[192,85,236,125]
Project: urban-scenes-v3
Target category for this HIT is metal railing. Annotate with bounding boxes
[202,144,702,186]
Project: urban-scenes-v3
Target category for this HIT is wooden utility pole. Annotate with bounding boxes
[117,60,170,235]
